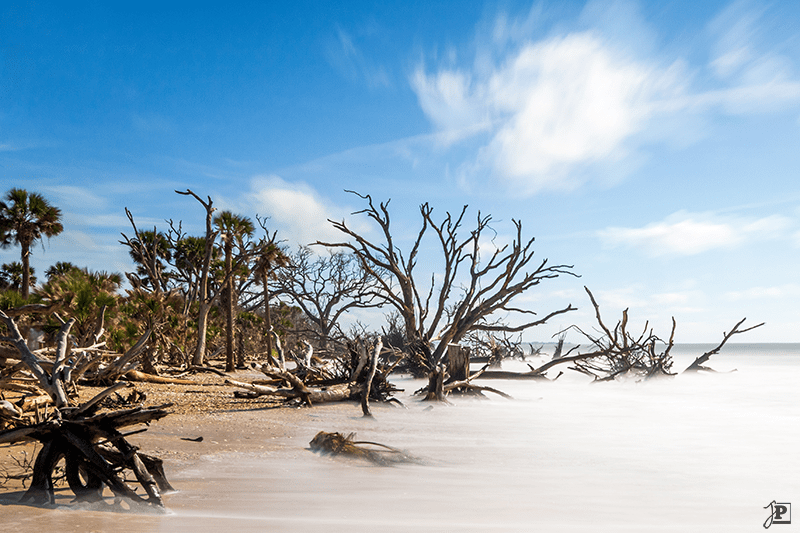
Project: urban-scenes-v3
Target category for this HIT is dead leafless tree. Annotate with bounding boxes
[271,246,385,348]
[174,190,220,366]
[567,287,677,381]
[315,191,577,376]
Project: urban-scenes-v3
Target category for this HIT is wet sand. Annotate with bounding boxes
[0,368,366,531]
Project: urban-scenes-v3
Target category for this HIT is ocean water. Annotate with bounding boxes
[3,343,799,532]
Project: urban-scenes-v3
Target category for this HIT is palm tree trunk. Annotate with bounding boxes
[21,243,31,299]
[192,301,211,366]
[224,241,235,372]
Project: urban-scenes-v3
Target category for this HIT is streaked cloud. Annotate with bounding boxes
[325,25,392,89]
[245,175,351,247]
[598,211,793,256]
[42,185,110,211]
[410,0,800,196]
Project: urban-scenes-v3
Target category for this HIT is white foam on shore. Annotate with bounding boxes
[153,347,800,532]
[3,345,798,532]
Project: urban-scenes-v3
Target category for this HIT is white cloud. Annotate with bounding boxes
[725,283,800,301]
[411,68,491,144]
[599,211,793,256]
[484,34,678,189]
[410,0,800,196]
[414,31,684,194]
[42,185,109,211]
[245,176,349,247]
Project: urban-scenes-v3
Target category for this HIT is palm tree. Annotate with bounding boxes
[38,267,122,346]
[45,261,80,281]
[255,240,289,362]
[214,211,255,371]
[0,262,36,291]
[0,188,64,299]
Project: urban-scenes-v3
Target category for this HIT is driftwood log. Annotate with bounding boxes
[226,336,401,411]
[309,431,420,466]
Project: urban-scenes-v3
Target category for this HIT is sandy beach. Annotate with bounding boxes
[0,368,351,530]
[2,350,799,532]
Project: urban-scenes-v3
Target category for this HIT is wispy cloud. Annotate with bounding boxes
[410,0,800,196]
[725,283,800,301]
[42,185,110,211]
[325,25,392,89]
[242,175,353,247]
[599,211,793,256]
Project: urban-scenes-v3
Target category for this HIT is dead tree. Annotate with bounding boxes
[119,209,172,294]
[1,310,71,407]
[316,191,577,390]
[174,190,220,366]
[413,344,514,401]
[463,330,540,365]
[476,344,600,381]
[0,310,173,508]
[684,318,763,373]
[566,287,677,381]
[270,246,385,347]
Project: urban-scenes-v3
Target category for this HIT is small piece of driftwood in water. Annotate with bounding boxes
[309,431,420,466]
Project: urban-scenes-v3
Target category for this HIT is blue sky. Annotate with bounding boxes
[2,0,800,342]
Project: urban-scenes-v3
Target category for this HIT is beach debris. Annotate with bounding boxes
[226,334,402,414]
[561,287,677,381]
[180,436,203,442]
[414,345,514,401]
[0,395,173,508]
[683,317,763,373]
[309,431,419,466]
[0,309,174,509]
[564,287,764,380]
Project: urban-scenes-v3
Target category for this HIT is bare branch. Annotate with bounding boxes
[684,318,764,372]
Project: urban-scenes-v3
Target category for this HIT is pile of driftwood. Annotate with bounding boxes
[0,309,174,508]
[565,287,763,381]
[0,308,197,410]
[309,431,420,466]
[226,334,402,416]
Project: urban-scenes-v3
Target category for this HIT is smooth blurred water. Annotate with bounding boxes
[3,344,799,532]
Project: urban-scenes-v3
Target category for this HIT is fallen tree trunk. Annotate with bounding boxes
[226,377,363,405]
[225,336,399,410]
[122,370,197,385]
